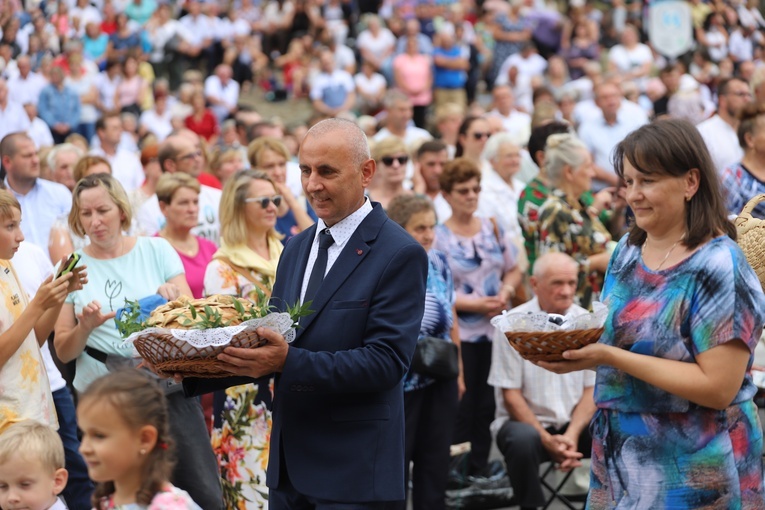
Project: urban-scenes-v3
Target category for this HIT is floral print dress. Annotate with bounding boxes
[590,236,765,509]
[535,189,611,309]
[204,248,281,510]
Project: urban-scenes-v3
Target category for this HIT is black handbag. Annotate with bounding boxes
[411,336,459,380]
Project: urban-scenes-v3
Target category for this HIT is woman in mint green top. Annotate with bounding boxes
[53,174,224,510]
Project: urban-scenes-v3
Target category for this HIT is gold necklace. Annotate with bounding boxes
[642,235,685,271]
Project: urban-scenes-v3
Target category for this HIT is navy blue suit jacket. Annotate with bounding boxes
[268,203,427,502]
[185,203,427,503]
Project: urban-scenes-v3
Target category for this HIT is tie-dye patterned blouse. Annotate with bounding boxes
[588,235,765,509]
[0,260,56,432]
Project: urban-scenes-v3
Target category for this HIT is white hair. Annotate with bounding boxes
[544,133,589,187]
[483,132,521,162]
[47,143,83,169]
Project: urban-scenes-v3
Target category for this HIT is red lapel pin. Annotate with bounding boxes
[356,249,363,255]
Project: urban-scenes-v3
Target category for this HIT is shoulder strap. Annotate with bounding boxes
[489,217,501,244]
[216,256,272,299]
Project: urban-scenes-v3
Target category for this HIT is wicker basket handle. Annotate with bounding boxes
[735,194,765,234]
[741,194,765,216]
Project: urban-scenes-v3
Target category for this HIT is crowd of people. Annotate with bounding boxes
[0,0,763,509]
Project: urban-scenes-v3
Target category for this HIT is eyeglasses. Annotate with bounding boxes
[471,132,491,140]
[245,195,283,208]
[178,150,202,161]
[452,185,482,196]
[727,91,752,98]
[381,155,408,166]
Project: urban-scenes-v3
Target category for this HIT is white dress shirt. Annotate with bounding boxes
[697,114,744,176]
[5,177,71,256]
[300,197,373,304]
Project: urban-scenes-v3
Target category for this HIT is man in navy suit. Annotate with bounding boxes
[213,118,428,508]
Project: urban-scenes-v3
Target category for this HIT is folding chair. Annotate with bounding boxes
[539,462,587,510]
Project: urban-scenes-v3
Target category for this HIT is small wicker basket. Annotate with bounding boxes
[505,328,604,362]
[132,328,267,378]
[735,194,765,292]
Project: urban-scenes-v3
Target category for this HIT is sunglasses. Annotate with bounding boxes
[453,186,482,196]
[381,155,409,166]
[245,195,283,208]
[471,132,491,140]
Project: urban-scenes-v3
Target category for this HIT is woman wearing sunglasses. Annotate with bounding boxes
[248,137,316,243]
[368,136,414,210]
[202,170,284,510]
[157,173,217,299]
[434,157,523,480]
[455,116,493,173]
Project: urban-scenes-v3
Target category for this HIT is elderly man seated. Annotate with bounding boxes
[488,252,596,510]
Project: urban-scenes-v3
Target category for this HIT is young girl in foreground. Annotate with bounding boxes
[77,370,202,510]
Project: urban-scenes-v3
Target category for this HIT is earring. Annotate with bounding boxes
[139,449,147,456]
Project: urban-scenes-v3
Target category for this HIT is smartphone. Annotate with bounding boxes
[56,253,81,279]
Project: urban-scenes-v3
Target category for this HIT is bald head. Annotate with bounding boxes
[531,252,580,315]
[303,118,370,168]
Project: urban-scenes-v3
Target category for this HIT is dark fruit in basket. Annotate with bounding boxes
[547,314,565,326]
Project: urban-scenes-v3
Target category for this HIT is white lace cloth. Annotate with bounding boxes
[120,312,296,356]
[491,302,608,333]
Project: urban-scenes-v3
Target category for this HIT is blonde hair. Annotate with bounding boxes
[247,137,290,168]
[0,420,64,473]
[0,189,20,221]
[371,136,407,162]
[69,173,132,237]
[219,170,282,246]
[155,172,201,204]
[73,155,112,183]
[544,133,588,187]
[210,148,243,176]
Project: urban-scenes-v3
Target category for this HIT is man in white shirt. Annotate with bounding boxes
[25,103,54,149]
[488,253,595,510]
[1,132,71,257]
[578,81,647,190]
[310,49,356,117]
[697,77,752,175]
[373,90,432,145]
[135,134,221,244]
[414,140,451,222]
[0,78,31,142]
[496,42,548,92]
[7,56,47,107]
[204,64,240,124]
[487,85,532,146]
[89,113,144,192]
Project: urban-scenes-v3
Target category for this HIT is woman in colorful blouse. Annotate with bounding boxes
[156,173,217,299]
[203,170,284,510]
[542,119,765,508]
[723,102,765,219]
[535,133,612,310]
[433,158,522,478]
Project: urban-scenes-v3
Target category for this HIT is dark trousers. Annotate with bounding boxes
[402,379,459,510]
[166,391,224,510]
[453,341,495,476]
[496,421,592,508]
[53,386,94,510]
[271,474,403,510]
